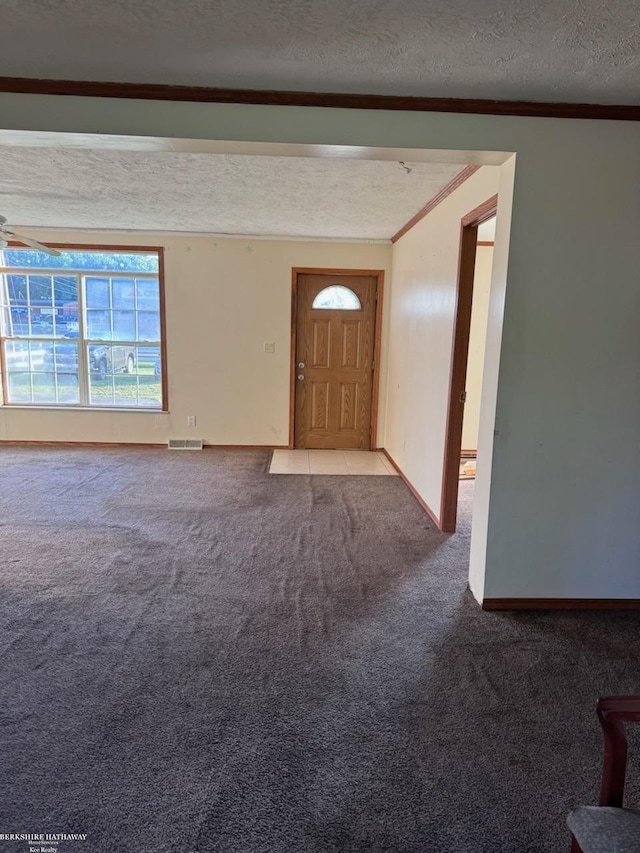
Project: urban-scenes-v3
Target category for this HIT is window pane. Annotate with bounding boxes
[52,341,79,376]
[113,311,136,341]
[7,371,32,403]
[3,340,78,404]
[53,276,78,307]
[5,340,31,373]
[60,319,80,339]
[31,311,55,337]
[55,373,80,404]
[9,307,29,336]
[85,277,110,308]
[312,285,361,310]
[27,277,52,338]
[87,344,161,408]
[137,312,160,341]
[7,274,27,303]
[30,341,51,372]
[136,279,159,310]
[32,372,57,404]
[29,275,52,305]
[2,249,159,273]
[136,346,161,378]
[53,276,78,338]
[86,309,112,340]
[7,275,28,335]
[112,278,135,309]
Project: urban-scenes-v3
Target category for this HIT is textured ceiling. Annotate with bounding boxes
[0,148,466,239]
[1,0,639,104]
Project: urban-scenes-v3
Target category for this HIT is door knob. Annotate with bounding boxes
[298,362,305,368]
[297,374,305,381]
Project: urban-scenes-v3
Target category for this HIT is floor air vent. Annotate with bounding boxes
[168,438,204,450]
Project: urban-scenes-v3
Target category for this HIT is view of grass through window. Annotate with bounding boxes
[0,248,164,409]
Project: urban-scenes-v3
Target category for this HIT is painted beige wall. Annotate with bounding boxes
[1,95,639,602]
[0,231,391,445]
[384,167,501,520]
[461,244,494,451]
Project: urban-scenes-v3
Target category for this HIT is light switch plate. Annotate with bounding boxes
[264,342,276,353]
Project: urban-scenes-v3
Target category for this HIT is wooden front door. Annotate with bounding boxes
[294,272,377,449]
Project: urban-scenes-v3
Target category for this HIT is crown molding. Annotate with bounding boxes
[391,165,481,243]
[0,77,638,121]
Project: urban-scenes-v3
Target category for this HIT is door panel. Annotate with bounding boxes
[310,381,330,431]
[311,320,331,368]
[339,382,358,431]
[341,320,361,368]
[294,273,376,449]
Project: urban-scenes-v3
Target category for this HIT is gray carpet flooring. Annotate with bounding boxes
[1,447,639,852]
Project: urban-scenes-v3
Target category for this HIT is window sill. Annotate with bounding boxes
[0,405,168,414]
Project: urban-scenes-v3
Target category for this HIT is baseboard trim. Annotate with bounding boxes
[0,439,165,448]
[380,448,442,529]
[483,598,640,611]
[0,440,288,450]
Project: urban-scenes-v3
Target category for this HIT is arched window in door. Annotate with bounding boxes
[312,285,361,310]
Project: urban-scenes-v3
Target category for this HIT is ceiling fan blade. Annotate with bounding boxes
[9,231,61,257]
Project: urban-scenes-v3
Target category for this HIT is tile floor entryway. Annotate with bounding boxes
[460,454,477,480]
[269,450,398,476]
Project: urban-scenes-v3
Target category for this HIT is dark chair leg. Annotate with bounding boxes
[571,835,583,853]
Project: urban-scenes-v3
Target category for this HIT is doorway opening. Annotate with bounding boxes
[440,197,498,532]
[460,216,496,482]
[289,268,384,450]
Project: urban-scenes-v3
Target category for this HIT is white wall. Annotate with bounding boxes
[383,167,501,520]
[0,231,391,445]
[462,244,494,451]
[468,158,515,601]
[1,95,639,602]
[482,143,640,600]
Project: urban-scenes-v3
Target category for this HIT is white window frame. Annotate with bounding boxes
[0,246,167,411]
